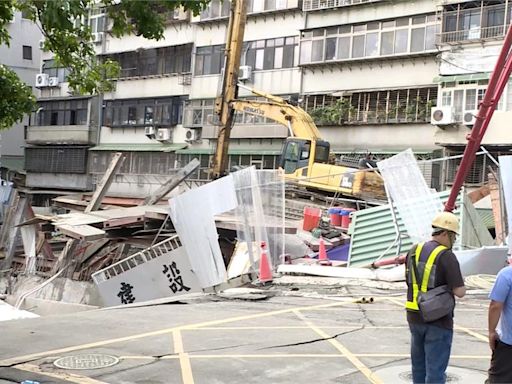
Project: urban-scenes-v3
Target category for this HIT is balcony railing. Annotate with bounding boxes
[303,0,381,11]
[437,24,508,44]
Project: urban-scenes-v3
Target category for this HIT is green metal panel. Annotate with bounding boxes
[89,144,187,152]
[476,209,495,229]
[348,189,493,268]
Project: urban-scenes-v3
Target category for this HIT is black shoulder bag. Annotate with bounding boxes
[411,255,455,323]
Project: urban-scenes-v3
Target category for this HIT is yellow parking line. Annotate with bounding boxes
[386,297,488,343]
[13,363,108,384]
[293,310,384,384]
[173,330,195,384]
[455,325,488,342]
[0,300,351,367]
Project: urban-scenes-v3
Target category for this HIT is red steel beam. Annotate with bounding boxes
[445,25,512,212]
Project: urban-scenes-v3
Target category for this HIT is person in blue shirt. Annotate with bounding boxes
[487,264,512,383]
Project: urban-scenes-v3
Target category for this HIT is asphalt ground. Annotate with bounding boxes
[0,282,492,384]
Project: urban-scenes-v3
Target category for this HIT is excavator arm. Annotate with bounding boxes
[230,86,323,140]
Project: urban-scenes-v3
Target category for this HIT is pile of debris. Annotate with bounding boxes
[0,150,509,313]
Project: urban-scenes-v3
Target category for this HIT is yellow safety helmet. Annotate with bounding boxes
[432,212,459,235]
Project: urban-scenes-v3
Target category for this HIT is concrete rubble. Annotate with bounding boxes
[0,151,509,314]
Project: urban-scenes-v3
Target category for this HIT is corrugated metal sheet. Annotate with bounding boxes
[348,189,494,268]
[476,208,495,229]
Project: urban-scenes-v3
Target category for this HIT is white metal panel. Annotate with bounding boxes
[92,237,201,307]
[169,175,238,288]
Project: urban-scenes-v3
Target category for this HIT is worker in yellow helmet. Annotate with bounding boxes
[405,211,466,384]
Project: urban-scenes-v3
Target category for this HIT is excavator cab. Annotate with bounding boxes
[279,138,330,174]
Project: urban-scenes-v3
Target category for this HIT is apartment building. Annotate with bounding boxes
[27,0,453,199]
[0,11,42,183]
[432,0,512,188]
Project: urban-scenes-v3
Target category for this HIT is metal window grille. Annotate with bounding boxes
[25,147,88,174]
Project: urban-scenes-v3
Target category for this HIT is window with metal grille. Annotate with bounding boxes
[445,150,502,186]
[103,96,186,128]
[25,147,88,174]
[305,87,437,125]
[103,44,192,78]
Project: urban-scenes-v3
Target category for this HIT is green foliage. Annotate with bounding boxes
[0,64,35,129]
[310,98,354,125]
[0,0,210,129]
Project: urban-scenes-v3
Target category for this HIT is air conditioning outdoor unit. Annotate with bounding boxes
[430,106,455,126]
[239,65,252,81]
[92,32,104,44]
[145,126,156,138]
[48,77,60,87]
[156,128,172,142]
[185,129,200,142]
[463,110,478,126]
[35,73,49,88]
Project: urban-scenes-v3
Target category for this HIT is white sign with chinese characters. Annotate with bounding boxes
[94,245,201,307]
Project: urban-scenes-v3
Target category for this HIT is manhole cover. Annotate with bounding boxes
[53,354,119,370]
[399,371,461,382]
[374,365,486,383]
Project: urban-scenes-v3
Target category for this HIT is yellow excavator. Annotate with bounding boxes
[211,0,386,201]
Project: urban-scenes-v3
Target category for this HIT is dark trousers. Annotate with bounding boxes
[487,340,512,384]
[409,322,453,384]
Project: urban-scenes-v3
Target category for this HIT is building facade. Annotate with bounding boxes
[0,11,42,182]
[27,0,504,199]
[432,0,512,188]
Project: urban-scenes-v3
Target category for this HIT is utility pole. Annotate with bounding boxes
[211,0,247,179]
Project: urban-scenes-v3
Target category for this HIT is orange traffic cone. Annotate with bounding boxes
[259,242,273,283]
[318,238,332,266]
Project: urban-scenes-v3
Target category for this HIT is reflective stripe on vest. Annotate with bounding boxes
[405,242,447,311]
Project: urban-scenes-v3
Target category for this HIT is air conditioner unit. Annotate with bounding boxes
[156,128,172,142]
[145,126,156,138]
[92,32,104,44]
[239,65,252,81]
[35,73,49,88]
[185,129,200,142]
[463,110,478,126]
[48,77,60,87]
[430,106,455,125]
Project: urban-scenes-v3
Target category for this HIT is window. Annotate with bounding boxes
[22,45,32,60]
[195,45,224,75]
[25,147,88,174]
[42,60,70,82]
[103,97,186,128]
[441,3,510,42]
[242,36,297,70]
[299,14,438,64]
[36,99,88,126]
[306,87,438,125]
[106,44,192,78]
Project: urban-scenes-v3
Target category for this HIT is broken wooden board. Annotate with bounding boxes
[103,215,144,229]
[55,224,106,241]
